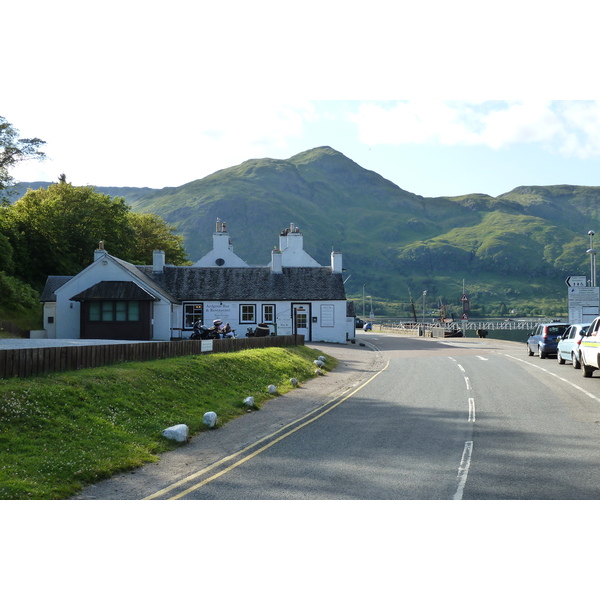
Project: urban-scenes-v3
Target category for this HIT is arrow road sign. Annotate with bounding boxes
[566,276,587,287]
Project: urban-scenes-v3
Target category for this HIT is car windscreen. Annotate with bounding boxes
[548,325,568,335]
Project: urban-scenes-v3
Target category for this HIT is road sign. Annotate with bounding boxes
[461,294,469,302]
[566,276,587,287]
[567,286,600,323]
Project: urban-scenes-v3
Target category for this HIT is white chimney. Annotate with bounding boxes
[153,250,166,273]
[331,251,343,273]
[271,249,283,273]
[94,241,106,261]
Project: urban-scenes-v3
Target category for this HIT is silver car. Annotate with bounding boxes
[557,323,591,369]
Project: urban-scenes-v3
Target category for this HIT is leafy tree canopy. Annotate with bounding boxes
[0,116,46,201]
[3,182,187,289]
[127,212,189,265]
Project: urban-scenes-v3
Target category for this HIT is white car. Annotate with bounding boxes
[557,323,591,369]
[579,317,600,377]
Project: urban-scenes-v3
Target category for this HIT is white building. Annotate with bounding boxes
[41,222,355,344]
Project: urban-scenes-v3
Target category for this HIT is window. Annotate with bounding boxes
[262,304,275,323]
[90,303,101,321]
[296,312,307,329]
[184,304,203,328]
[115,301,127,322]
[102,301,114,321]
[129,302,139,321]
[240,304,256,323]
[89,301,140,322]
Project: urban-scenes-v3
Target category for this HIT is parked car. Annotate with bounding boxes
[556,323,591,369]
[580,316,600,377]
[526,322,569,359]
[355,318,365,329]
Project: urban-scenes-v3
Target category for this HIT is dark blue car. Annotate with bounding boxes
[526,322,569,358]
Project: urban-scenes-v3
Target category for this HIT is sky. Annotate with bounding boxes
[4,1,600,199]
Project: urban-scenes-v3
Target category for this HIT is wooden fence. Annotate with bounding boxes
[0,334,304,379]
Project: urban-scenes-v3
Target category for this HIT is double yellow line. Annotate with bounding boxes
[144,360,390,500]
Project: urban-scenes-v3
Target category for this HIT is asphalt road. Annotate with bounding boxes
[74,332,600,500]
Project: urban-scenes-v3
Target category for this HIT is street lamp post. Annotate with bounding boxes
[587,230,597,287]
[362,284,366,320]
[422,290,428,325]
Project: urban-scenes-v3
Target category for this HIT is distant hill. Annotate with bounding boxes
[13,147,600,317]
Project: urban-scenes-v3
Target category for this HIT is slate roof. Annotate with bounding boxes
[70,281,158,301]
[111,256,178,303]
[136,266,347,302]
[40,276,74,302]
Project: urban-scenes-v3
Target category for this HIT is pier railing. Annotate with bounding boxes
[377,320,542,337]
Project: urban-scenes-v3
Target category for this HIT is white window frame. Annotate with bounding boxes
[184,303,204,329]
[262,304,276,323]
[240,304,257,324]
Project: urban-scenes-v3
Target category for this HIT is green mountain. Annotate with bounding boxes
[15,147,600,318]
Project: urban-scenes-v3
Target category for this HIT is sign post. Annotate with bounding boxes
[566,276,600,322]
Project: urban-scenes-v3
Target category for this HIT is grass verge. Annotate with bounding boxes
[0,345,336,500]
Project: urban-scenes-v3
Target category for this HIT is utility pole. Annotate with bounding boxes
[587,230,596,287]
[362,284,366,320]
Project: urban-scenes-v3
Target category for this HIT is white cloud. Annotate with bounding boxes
[558,101,600,158]
[351,101,480,146]
[351,101,600,158]
[478,101,563,149]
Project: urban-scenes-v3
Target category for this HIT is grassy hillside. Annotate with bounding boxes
[13,148,600,318]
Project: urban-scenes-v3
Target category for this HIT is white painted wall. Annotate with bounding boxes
[179,299,349,343]
[53,255,171,340]
[43,302,57,338]
[277,230,321,267]
[193,232,249,267]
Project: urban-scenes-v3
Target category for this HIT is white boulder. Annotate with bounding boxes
[162,424,189,442]
[268,385,277,394]
[290,378,299,387]
[202,411,218,428]
[243,396,255,407]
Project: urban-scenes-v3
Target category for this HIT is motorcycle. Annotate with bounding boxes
[190,320,221,340]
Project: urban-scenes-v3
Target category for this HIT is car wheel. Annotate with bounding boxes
[557,352,565,365]
[582,357,594,378]
[572,352,581,369]
[527,344,534,356]
[539,346,547,359]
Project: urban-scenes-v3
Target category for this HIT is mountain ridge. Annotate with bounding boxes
[12,146,600,316]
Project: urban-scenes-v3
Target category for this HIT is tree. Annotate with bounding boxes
[127,212,188,265]
[4,182,189,288]
[6,183,136,287]
[0,116,46,201]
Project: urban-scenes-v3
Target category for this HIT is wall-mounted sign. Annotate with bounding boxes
[320,304,335,327]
